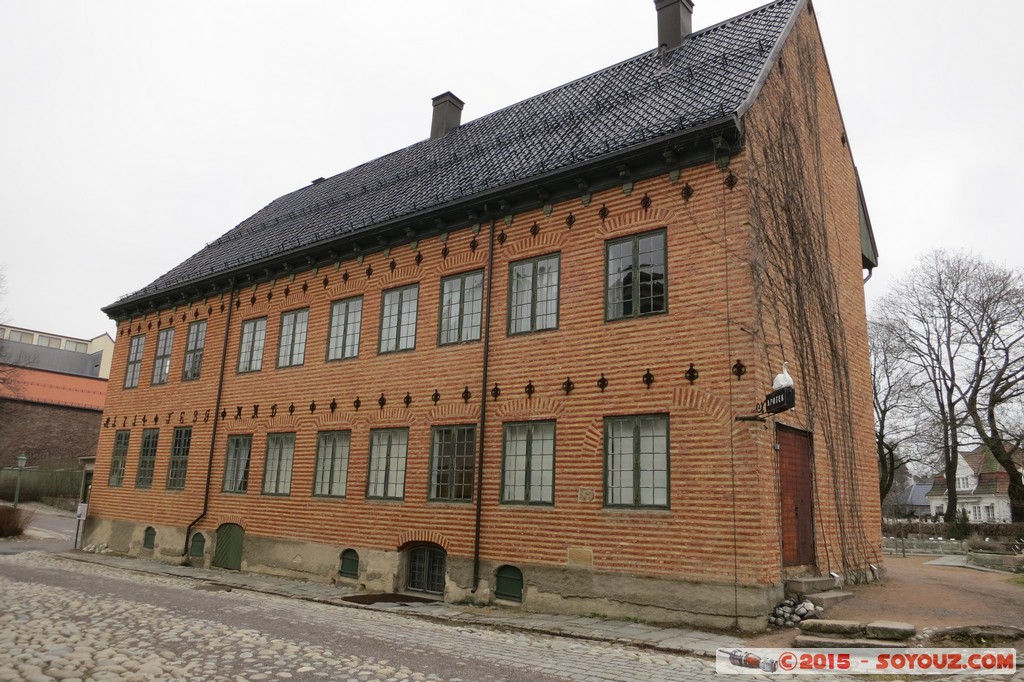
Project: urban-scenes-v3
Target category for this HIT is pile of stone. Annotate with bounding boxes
[769,598,825,628]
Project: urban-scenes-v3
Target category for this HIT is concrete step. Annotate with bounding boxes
[799,619,916,642]
[805,590,855,609]
[793,634,908,649]
[785,575,835,595]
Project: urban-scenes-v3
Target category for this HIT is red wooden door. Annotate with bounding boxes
[778,427,815,566]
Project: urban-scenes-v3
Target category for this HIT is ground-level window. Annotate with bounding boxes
[605,229,667,320]
[108,430,130,487]
[367,429,408,499]
[223,435,252,493]
[604,414,669,508]
[190,533,206,557]
[166,427,191,490]
[135,429,159,489]
[495,565,524,602]
[143,526,156,549]
[314,431,350,497]
[501,421,555,504]
[429,425,475,502]
[339,549,359,579]
[407,545,445,594]
[262,433,295,495]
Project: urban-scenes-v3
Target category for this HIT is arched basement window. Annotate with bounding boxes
[340,549,359,578]
[495,565,524,602]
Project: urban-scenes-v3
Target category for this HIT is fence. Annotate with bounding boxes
[0,468,83,505]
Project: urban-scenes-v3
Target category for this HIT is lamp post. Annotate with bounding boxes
[13,454,27,509]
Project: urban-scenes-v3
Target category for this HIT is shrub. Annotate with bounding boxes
[0,506,34,538]
[967,533,1008,552]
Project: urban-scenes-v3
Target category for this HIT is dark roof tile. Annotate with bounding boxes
[110,0,800,310]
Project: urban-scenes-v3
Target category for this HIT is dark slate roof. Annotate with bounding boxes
[108,0,801,312]
[893,483,932,509]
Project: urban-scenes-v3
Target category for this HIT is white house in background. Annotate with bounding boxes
[0,325,114,378]
[925,445,1022,522]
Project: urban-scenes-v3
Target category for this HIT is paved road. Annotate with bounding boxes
[0,552,716,682]
[0,504,77,555]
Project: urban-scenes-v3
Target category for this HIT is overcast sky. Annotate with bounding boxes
[2,0,1022,340]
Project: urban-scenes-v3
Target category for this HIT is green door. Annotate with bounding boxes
[212,523,244,570]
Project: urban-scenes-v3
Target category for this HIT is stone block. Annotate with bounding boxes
[865,620,916,640]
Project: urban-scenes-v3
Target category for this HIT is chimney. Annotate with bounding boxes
[430,92,465,140]
[654,0,695,51]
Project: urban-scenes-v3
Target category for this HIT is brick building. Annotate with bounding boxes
[84,0,881,631]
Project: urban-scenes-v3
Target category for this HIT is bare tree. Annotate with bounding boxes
[869,319,919,500]
[876,252,973,522]
[955,257,1024,521]
[877,251,1024,522]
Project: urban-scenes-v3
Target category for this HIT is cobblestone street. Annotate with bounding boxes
[0,553,715,682]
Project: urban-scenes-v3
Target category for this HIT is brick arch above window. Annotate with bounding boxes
[377,265,424,288]
[596,207,674,238]
[493,396,564,422]
[365,407,418,427]
[397,530,450,551]
[213,515,249,530]
[499,230,567,261]
[427,402,480,424]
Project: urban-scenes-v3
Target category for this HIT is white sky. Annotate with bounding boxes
[1,0,1022,339]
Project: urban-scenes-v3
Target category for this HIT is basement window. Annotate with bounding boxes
[495,565,524,602]
[143,527,156,550]
[340,549,359,579]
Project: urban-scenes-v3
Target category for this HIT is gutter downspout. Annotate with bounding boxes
[183,284,236,557]
[471,219,497,592]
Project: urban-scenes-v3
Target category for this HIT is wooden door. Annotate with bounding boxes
[213,523,244,570]
[778,427,815,566]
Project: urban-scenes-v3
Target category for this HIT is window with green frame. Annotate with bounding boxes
[314,431,350,497]
[604,414,669,508]
[108,430,130,487]
[182,320,207,381]
[124,335,145,388]
[327,296,362,360]
[367,428,408,499]
[166,427,191,490]
[262,433,295,495]
[379,285,418,353]
[501,421,555,504]
[508,253,559,334]
[429,425,475,501]
[151,327,174,385]
[277,308,309,367]
[135,429,159,489]
[143,526,156,549]
[339,549,359,578]
[605,229,666,320]
[223,435,252,493]
[439,271,483,344]
[495,565,524,602]
[237,317,267,373]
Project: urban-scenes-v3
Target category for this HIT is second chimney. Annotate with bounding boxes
[654,0,695,51]
[430,92,465,140]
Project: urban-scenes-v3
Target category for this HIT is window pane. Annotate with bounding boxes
[509,263,534,334]
[183,321,207,380]
[440,277,462,345]
[368,429,407,499]
[263,433,294,495]
[152,328,174,385]
[315,431,350,497]
[328,298,362,360]
[534,257,559,331]
[224,436,252,493]
[136,429,159,489]
[606,241,633,319]
[125,336,145,388]
[398,288,418,350]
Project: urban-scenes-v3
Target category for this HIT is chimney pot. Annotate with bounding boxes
[654,0,694,51]
[430,92,465,140]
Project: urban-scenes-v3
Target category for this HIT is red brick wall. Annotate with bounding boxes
[89,2,880,589]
